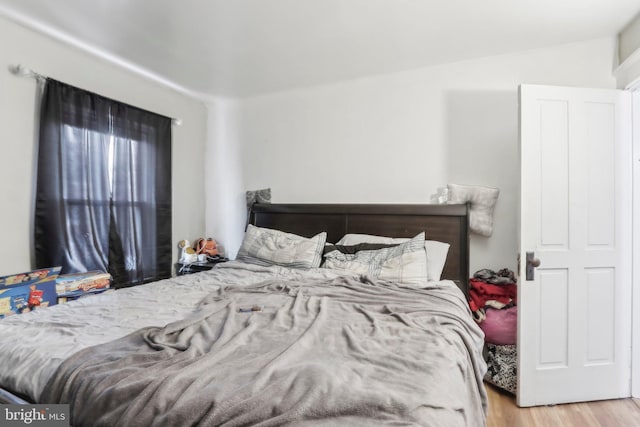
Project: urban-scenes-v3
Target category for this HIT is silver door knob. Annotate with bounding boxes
[526,251,541,280]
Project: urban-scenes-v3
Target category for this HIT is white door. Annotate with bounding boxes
[518,84,632,407]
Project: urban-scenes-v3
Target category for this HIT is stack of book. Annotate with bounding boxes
[55,271,112,303]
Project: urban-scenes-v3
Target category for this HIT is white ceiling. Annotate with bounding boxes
[1,0,639,98]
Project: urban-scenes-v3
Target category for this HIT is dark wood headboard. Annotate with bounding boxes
[250,203,470,297]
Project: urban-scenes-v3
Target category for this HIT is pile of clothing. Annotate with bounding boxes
[469,268,518,394]
[469,268,516,322]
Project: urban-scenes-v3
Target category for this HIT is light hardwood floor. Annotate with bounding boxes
[485,383,640,427]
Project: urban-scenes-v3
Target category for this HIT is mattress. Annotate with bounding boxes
[0,262,487,425]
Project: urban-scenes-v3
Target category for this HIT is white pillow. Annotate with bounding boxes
[324,233,427,287]
[237,224,326,268]
[337,233,450,281]
[425,240,450,282]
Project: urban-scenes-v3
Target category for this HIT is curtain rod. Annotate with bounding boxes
[8,64,183,126]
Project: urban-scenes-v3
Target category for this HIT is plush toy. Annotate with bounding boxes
[177,240,198,263]
[194,238,218,257]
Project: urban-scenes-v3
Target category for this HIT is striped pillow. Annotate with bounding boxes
[324,233,428,287]
[237,225,327,269]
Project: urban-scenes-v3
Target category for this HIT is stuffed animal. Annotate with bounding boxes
[194,238,218,257]
[177,240,198,264]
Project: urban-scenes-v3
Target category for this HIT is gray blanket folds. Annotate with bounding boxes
[41,276,487,426]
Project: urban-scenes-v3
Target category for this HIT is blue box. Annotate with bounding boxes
[0,267,61,318]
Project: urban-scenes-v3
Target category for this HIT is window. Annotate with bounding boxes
[34,80,172,287]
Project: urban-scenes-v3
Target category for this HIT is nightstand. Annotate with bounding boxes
[175,258,228,276]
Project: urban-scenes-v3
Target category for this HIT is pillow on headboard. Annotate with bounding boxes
[336,233,450,282]
[237,224,326,268]
[447,183,499,237]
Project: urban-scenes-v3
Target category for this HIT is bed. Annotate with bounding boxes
[0,203,487,426]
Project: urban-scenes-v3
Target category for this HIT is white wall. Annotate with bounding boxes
[231,37,618,274]
[205,98,246,258]
[0,15,208,275]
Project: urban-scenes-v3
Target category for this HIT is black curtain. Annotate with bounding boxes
[35,79,172,287]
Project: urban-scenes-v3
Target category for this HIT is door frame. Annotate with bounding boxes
[632,90,640,398]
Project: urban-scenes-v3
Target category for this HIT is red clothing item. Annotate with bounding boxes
[468,278,517,312]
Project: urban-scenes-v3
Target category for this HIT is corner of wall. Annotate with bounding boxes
[615,12,640,89]
[204,98,246,259]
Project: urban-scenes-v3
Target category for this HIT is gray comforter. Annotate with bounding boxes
[41,275,487,426]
